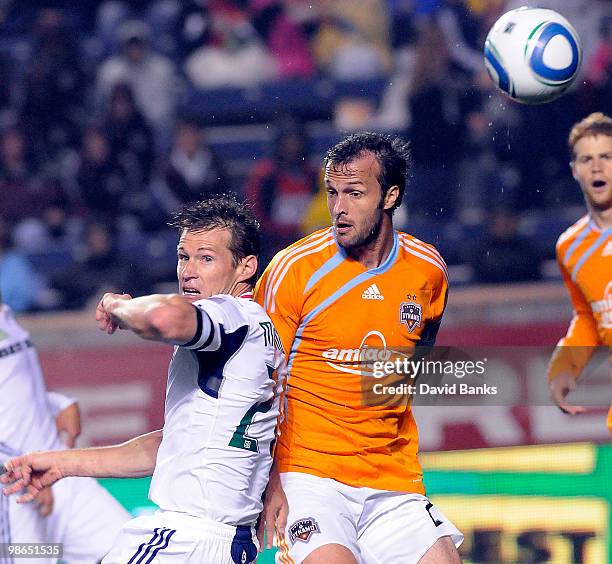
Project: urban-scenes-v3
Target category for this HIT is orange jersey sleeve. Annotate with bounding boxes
[255,228,449,493]
[545,217,612,434]
[547,241,601,382]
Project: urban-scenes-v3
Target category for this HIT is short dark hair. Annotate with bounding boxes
[324,132,411,211]
[168,194,261,284]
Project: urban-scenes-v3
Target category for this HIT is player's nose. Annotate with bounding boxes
[591,156,604,171]
[181,259,198,278]
[332,194,348,216]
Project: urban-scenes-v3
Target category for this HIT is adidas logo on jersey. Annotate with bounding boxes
[602,240,612,257]
[362,284,384,300]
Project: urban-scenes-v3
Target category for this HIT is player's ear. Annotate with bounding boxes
[238,255,258,283]
[570,160,578,181]
[383,185,399,210]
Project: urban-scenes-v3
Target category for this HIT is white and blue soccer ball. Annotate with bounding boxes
[484,7,582,104]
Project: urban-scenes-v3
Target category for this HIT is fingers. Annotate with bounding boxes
[96,294,118,334]
[550,386,567,406]
[2,460,32,496]
[262,498,289,550]
[1,456,60,493]
[16,486,42,504]
[277,499,288,537]
[98,312,118,335]
[1,460,31,487]
[96,310,115,333]
[36,488,53,517]
[3,478,28,496]
[267,500,288,549]
[264,511,275,550]
[256,516,265,553]
[558,403,587,415]
[549,376,586,415]
[39,502,53,517]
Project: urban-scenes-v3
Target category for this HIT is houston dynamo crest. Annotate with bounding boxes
[400,302,422,333]
[289,518,320,544]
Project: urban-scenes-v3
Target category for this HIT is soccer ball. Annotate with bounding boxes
[484,7,582,104]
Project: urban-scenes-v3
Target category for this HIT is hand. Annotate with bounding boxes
[56,403,81,448]
[35,487,54,517]
[549,373,586,415]
[257,467,288,551]
[1,453,65,504]
[96,293,132,334]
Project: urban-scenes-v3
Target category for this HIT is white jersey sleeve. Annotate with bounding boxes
[46,391,77,417]
[180,302,224,352]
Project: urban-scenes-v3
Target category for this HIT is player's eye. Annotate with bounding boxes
[178,254,188,261]
[200,255,213,262]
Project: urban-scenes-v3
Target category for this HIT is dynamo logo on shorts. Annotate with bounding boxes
[289,518,321,544]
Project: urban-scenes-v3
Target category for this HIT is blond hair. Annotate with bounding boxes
[569,112,612,159]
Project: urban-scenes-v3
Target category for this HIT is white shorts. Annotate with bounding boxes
[2,476,130,564]
[276,472,463,564]
[102,510,259,564]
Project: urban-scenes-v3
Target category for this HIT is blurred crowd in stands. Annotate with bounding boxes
[0,0,610,312]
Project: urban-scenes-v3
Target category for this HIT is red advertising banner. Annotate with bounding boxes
[39,322,610,451]
[41,345,170,447]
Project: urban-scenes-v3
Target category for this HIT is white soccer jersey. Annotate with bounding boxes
[0,305,60,455]
[149,294,284,527]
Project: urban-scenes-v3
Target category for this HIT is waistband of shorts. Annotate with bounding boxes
[155,510,256,541]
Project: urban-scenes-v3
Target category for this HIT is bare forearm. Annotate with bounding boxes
[547,344,596,382]
[106,294,196,343]
[55,430,162,479]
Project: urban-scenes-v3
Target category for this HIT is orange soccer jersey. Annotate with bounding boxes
[254,228,448,493]
[547,215,612,428]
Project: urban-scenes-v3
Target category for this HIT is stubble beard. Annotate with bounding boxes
[339,210,384,254]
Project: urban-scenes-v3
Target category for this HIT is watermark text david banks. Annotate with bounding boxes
[372,382,498,396]
[358,345,610,407]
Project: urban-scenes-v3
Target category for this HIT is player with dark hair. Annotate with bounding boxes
[323,131,410,213]
[547,112,612,431]
[0,288,131,562]
[255,133,463,563]
[3,194,285,564]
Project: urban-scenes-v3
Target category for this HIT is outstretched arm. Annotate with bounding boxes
[96,292,198,344]
[2,430,162,503]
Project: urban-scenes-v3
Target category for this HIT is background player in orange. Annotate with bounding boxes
[255,133,463,563]
[547,112,612,430]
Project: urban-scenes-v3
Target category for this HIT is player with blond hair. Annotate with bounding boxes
[547,112,612,430]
